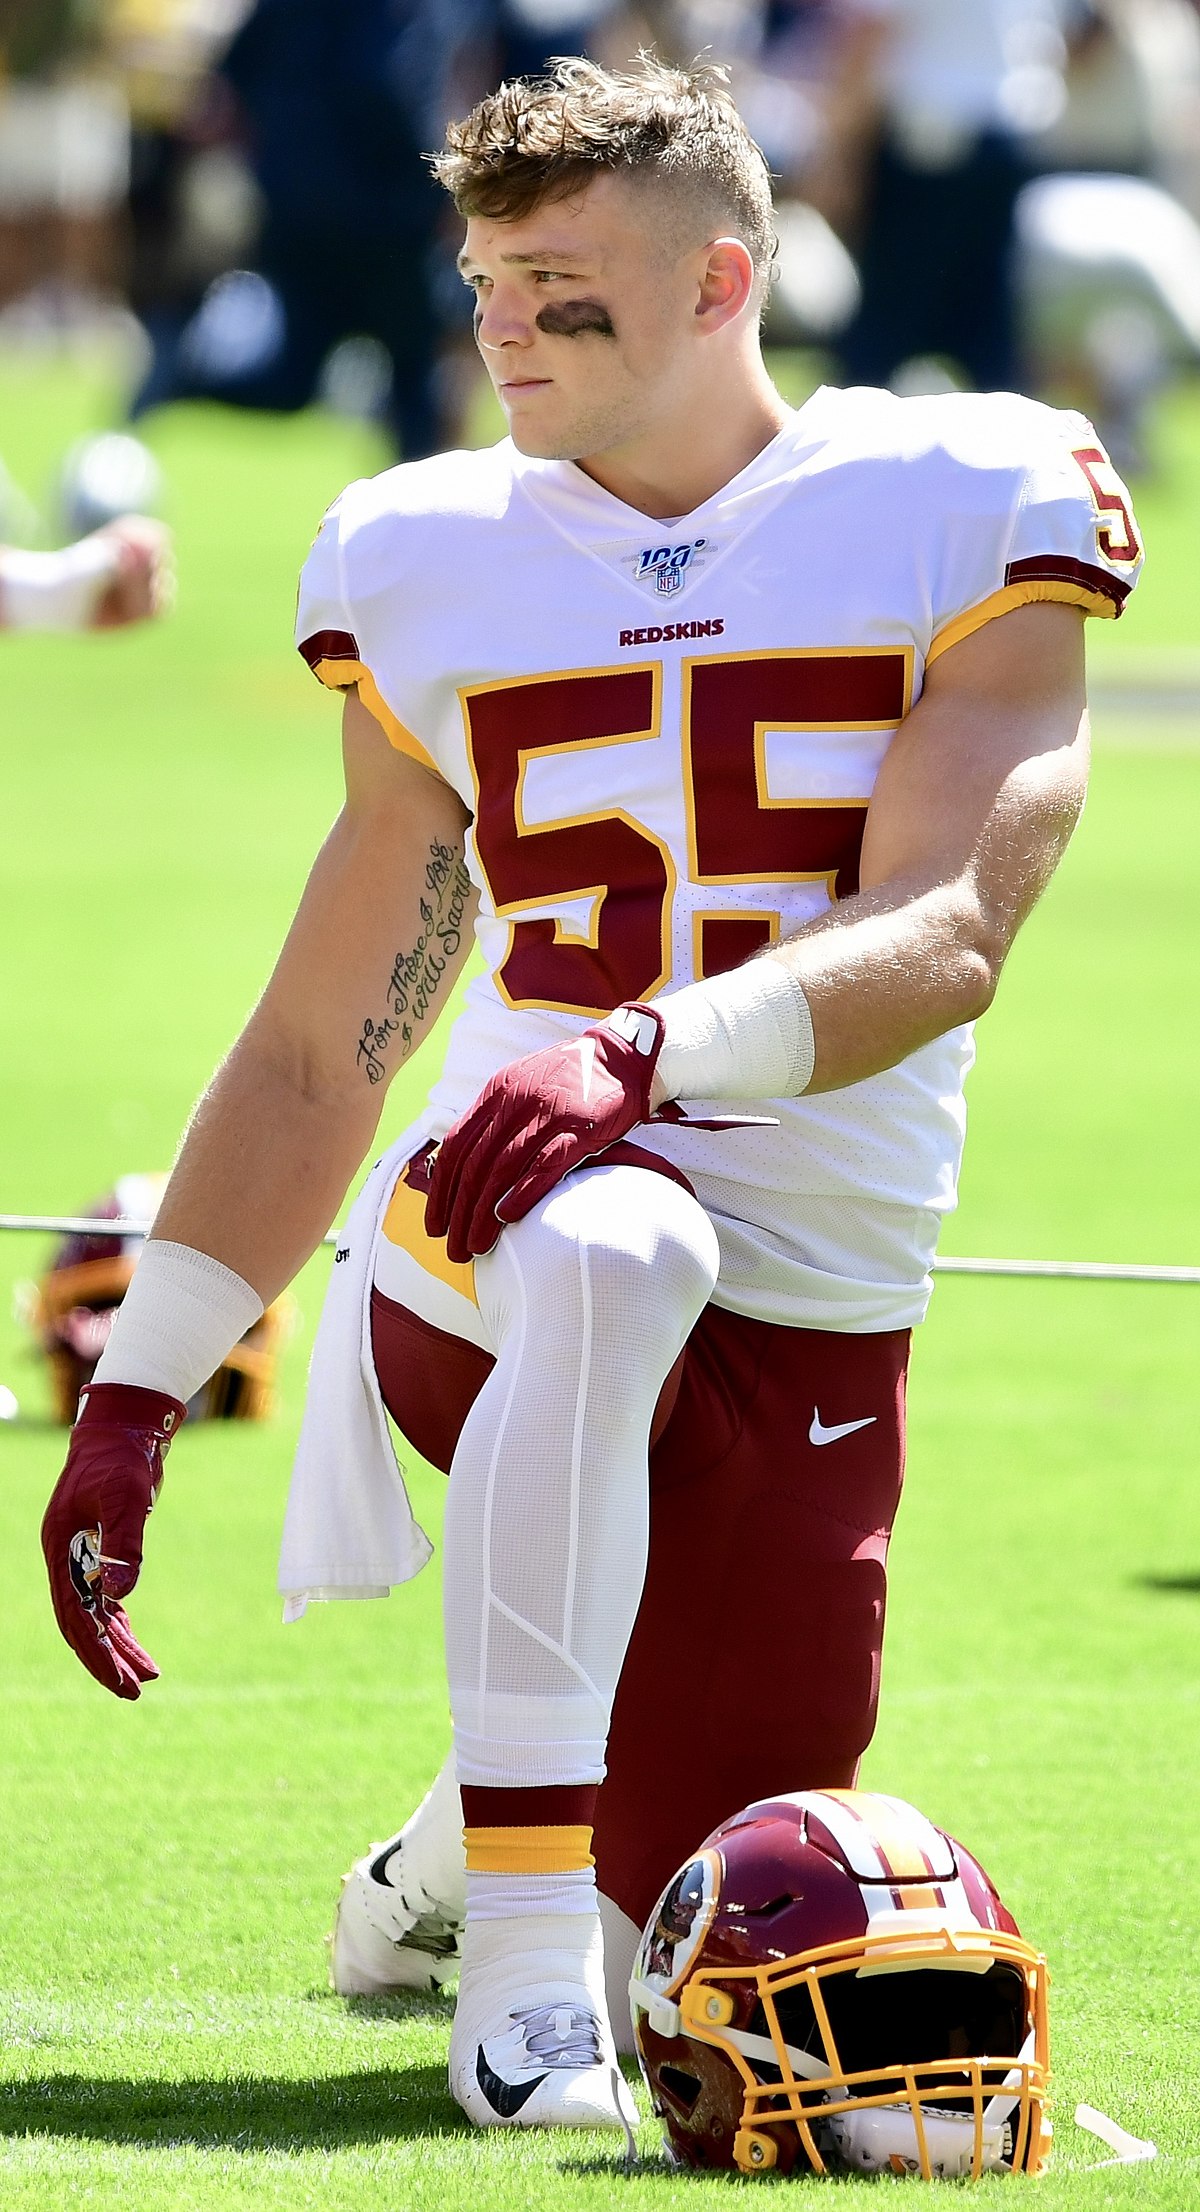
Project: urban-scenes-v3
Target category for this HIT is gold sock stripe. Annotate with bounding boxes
[463,1824,595,1875]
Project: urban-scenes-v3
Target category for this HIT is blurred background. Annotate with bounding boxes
[3,0,1200,483]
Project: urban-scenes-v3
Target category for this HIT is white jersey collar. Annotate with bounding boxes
[508,392,834,606]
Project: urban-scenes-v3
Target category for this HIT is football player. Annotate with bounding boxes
[0,514,172,631]
[42,53,1141,2138]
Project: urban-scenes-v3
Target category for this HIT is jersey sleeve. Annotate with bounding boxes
[925,414,1144,668]
[294,492,440,775]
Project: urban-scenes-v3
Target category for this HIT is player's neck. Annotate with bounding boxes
[574,357,792,520]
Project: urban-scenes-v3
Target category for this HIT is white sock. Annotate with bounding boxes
[466,1868,597,1921]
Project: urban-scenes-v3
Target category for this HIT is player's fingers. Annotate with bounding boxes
[426,1102,494,1239]
[104,1605,159,1684]
[452,1122,547,1262]
[43,1533,145,1697]
[62,1598,141,1698]
[437,1107,526,1260]
[97,1484,149,1601]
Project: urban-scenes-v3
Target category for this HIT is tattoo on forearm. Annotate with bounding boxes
[357,842,471,1084]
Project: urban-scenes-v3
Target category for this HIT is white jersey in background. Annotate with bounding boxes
[843,0,1079,156]
[296,385,1142,1331]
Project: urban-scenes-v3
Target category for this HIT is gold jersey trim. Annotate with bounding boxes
[925,578,1115,669]
[310,655,442,776]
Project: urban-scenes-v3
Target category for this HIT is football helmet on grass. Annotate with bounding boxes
[631,1787,1050,2179]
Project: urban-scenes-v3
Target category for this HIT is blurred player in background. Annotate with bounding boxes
[0,425,171,632]
[29,1174,287,1423]
[0,512,171,630]
[821,0,1085,393]
[0,0,130,318]
[131,0,463,458]
[42,53,1141,2139]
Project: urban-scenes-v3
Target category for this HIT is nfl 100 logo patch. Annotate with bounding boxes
[636,539,708,596]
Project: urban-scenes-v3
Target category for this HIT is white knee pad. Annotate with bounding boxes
[444,1165,719,1790]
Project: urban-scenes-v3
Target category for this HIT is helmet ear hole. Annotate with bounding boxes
[658,2064,702,2114]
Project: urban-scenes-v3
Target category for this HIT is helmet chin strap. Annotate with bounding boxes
[981,2027,1038,2128]
[1074,2104,1157,2167]
[721,2023,839,2087]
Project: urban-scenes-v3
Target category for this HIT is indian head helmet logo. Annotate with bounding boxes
[637,539,706,596]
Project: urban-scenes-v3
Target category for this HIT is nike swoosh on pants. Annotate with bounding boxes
[809,1409,878,1447]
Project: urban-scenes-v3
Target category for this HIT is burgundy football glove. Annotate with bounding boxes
[41,1381,185,1699]
[426,1005,672,1262]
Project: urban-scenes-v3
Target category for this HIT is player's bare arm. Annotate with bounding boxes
[711,596,1089,1095]
[42,689,475,1696]
[151,689,475,1301]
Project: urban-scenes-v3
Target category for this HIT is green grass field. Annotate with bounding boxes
[1,355,1198,2208]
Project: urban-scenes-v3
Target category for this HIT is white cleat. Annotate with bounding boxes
[449,1913,639,2137]
[330,1761,467,1996]
[330,1832,466,1995]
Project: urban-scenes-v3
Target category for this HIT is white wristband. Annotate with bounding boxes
[91,1239,264,1405]
[0,536,121,631]
[652,956,815,1102]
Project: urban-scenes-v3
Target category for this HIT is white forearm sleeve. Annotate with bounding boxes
[653,955,815,1101]
[91,1239,264,1403]
[0,537,121,630]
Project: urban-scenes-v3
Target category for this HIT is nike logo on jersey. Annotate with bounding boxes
[475,2043,547,2117]
[809,1409,877,1447]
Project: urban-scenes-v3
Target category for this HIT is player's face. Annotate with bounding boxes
[459,175,705,463]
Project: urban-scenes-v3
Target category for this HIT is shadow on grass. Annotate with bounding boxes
[0,2067,466,2149]
[309,1987,455,2022]
[1135,1573,1200,1595]
[558,2151,786,2188]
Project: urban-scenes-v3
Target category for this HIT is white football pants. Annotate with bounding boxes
[443,1162,720,1790]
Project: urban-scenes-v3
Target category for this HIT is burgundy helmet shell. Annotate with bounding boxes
[32,1174,287,1422]
[630,1789,1051,2180]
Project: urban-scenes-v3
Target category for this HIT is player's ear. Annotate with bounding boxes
[694,239,757,332]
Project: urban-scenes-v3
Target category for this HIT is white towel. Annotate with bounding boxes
[278,1133,434,1620]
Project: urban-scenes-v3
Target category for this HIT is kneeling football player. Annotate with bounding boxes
[43,54,1140,2134]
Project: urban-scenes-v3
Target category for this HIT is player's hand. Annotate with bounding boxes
[426,1005,667,1261]
[41,1382,185,1698]
[91,517,175,629]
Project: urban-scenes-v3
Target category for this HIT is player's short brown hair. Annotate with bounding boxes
[434,54,776,289]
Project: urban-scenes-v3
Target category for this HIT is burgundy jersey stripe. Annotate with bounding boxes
[298,626,360,671]
[1005,553,1131,611]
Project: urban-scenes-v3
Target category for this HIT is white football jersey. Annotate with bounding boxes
[296,385,1142,1329]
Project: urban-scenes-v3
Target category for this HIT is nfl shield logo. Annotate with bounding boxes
[636,537,706,595]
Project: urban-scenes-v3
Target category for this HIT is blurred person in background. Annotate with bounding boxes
[0,512,171,629]
[0,0,131,322]
[816,0,1090,394]
[102,0,260,384]
[130,0,464,458]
